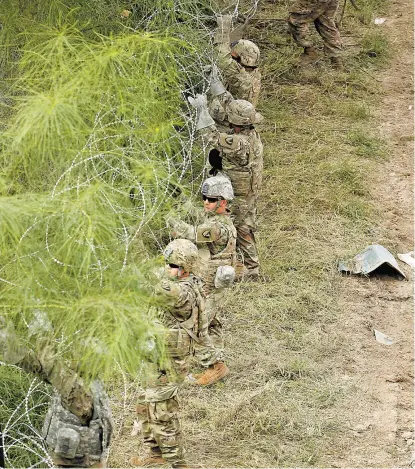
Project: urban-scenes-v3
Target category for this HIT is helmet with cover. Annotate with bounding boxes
[231,39,260,67]
[163,239,198,271]
[227,99,263,126]
[201,175,234,201]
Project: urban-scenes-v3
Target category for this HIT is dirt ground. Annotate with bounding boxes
[329,0,414,466]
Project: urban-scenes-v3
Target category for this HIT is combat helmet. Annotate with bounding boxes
[227,99,263,126]
[231,39,260,68]
[201,175,234,201]
[163,239,198,271]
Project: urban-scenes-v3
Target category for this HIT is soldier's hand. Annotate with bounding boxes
[216,14,233,31]
[188,94,208,111]
[209,65,226,96]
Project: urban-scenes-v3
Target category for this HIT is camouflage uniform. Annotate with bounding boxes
[169,179,237,365]
[208,96,230,133]
[0,319,112,467]
[197,99,263,274]
[136,240,204,467]
[287,0,342,57]
[215,16,261,106]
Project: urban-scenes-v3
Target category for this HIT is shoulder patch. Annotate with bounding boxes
[219,133,239,150]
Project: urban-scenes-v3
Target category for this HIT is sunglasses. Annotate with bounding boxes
[168,263,179,269]
[202,195,219,203]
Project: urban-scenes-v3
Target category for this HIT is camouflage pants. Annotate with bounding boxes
[136,329,192,465]
[194,290,225,367]
[231,194,260,271]
[287,0,342,57]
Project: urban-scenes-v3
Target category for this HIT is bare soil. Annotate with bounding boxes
[328,1,414,466]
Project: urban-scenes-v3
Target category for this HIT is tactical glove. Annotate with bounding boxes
[188,94,215,130]
[214,15,232,44]
[209,65,226,96]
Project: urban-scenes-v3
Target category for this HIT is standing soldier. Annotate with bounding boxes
[214,15,261,106]
[189,85,263,279]
[132,239,204,468]
[0,319,112,468]
[287,0,343,68]
[168,175,237,385]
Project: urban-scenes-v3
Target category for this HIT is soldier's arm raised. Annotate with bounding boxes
[167,217,196,241]
[0,321,93,424]
[214,15,232,47]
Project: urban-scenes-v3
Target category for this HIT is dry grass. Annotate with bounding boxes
[108,0,395,466]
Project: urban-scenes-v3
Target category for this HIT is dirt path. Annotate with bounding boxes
[331,1,414,466]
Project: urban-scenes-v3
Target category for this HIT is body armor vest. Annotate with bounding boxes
[193,215,237,295]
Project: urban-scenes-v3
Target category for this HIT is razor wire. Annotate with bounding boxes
[1,1,260,467]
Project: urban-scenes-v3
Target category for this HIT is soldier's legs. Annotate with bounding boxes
[287,3,326,50]
[206,292,225,352]
[136,402,162,456]
[194,295,223,368]
[134,331,190,466]
[236,224,260,271]
[314,0,342,57]
[194,291,229,385]
[232,195,260,272]
[287,14,314,49]
[148,397,185,465]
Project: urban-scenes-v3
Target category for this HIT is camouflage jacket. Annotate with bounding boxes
[200,124,264,198]
[158,275,205,337]
[170,210,237,293]
[217,43,261,106]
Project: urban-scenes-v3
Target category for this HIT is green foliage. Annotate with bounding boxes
[348,0,389,25]
[0,1,212,382]
[0,365,50,468]
[360,30,390,60]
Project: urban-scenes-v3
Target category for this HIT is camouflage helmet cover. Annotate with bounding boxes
[201,175,234,200]
[163,239,198,271]
[231,39,260,67]
[227,99,263,126]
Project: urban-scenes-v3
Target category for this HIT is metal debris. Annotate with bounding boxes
[373,329,394,345]
[397,251,415,268]
[338,244,406,279]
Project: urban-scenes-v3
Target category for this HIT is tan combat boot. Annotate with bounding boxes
[130,454,167,467]
[300,46,319,65]
[195,362,229,386]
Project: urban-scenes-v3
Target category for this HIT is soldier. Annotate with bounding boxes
[168,175,236,385]
[214,15,261,106]
[132,239,204,468]
[189,87,263,279]
[287,0,343,68]
[0,318,112,468]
